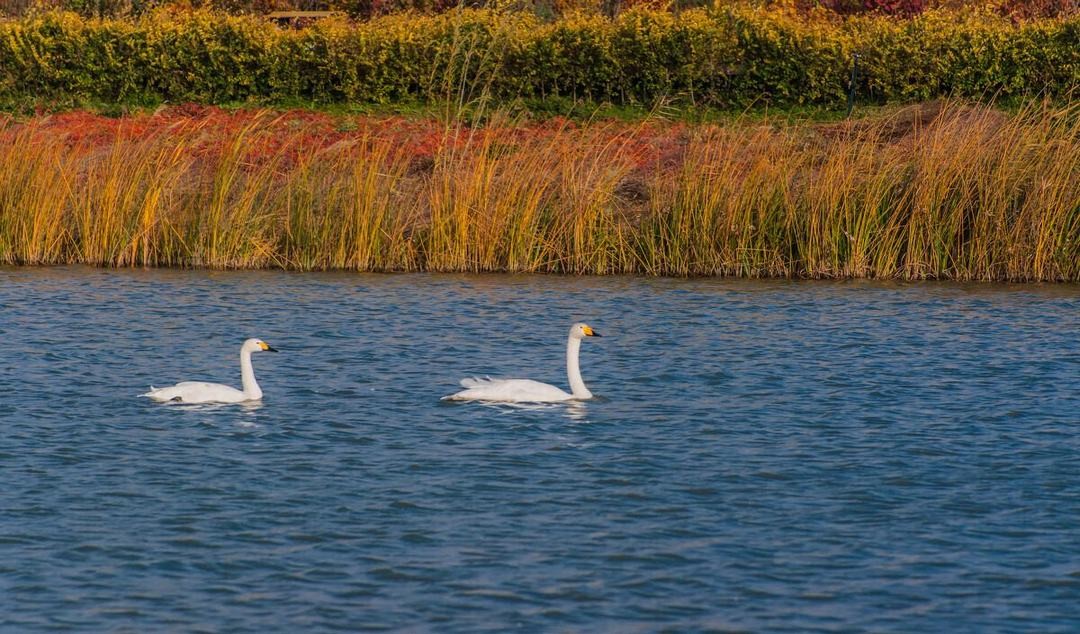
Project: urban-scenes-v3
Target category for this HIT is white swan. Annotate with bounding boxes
[444,323,602,403]
[141,338,278,404]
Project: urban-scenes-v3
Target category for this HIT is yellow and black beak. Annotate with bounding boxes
[260,342,279,352]
[583,326,601,337]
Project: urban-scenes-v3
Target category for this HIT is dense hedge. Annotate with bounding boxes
[0,6,1076,108]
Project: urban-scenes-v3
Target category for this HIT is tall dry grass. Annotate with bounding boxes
[0,101,1076,280]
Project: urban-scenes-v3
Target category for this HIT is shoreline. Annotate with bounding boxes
[7,263,1080,289]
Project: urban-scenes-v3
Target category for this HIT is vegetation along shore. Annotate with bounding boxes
[0,3,1076,280]
[1,100,1077,280]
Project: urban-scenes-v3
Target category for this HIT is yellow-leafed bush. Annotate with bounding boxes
[0,6,1076,107]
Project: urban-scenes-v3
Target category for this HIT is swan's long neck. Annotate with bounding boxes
[566,336,592,399]
[240,348,262,399]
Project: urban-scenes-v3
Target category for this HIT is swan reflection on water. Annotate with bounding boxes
[158,399,267,430]
[472,399,591,422]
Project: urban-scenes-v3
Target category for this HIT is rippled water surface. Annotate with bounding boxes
[1,267,1078,631]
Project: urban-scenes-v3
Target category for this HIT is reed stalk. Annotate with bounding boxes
[0,101,1076,280]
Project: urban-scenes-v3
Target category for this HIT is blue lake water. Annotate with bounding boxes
[1,267,1078,632]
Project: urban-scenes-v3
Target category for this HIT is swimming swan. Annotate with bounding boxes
[444,323,601,403]
[141,338,278,404]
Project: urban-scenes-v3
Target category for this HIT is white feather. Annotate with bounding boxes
[444,378,572,403]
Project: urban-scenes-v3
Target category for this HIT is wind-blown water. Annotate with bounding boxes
[1,268,1077,632]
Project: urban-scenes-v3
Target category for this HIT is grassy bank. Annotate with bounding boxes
[1,100,1077,280]
[1,7,1077,110]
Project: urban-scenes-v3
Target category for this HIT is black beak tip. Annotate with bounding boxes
[266,346,279,352]
[591,332,602,337]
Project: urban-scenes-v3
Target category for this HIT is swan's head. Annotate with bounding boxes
[243,338,279,353]
[569,323,601,340]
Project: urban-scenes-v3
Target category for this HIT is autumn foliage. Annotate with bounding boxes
[0,7,1076,109]
[1,102,1077,280]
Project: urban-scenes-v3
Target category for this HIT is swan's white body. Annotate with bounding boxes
[452,377,577,402]
[141,338,278,404]
[445,323,601,403]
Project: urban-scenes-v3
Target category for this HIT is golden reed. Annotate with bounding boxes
[0,101,1076,280]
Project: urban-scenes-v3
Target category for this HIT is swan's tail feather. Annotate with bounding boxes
[444,376,496,400]
[139,386,157,398]
[459,375,494,388]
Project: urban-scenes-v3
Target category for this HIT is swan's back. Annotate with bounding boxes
[141,381,246,404]
[444,377,572,403]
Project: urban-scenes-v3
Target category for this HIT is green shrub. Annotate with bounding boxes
[0,6,1075,108]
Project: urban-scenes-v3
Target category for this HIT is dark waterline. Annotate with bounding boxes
[1,267,1078,632]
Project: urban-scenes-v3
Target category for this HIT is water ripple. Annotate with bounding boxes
[0,268,1077,632]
